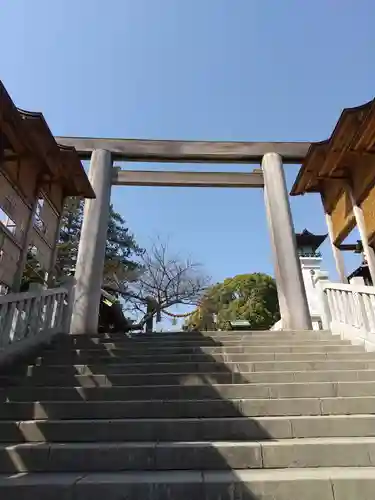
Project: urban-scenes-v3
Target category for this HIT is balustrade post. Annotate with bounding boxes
[61,277,76,334]
[362,293,375,333]
[1,303,16,347]
[356,292,371,334]
[312,271,331,330]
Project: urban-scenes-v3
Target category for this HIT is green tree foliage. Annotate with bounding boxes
[55,198,83,277]
[104,204,144,279]
[186,273,280,331]
[55,198,143,282]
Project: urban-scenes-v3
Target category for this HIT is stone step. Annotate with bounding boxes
[43,344,361,357]
[124,330,329,337]
[3,381,375,402]
[61,333,340,342]
[59,331,339,346]
[22,359,375,376]
[39,346,366,364]
[1,437,375,473]
[130,330,334,338]
[8,414,375,444]
[2,329,375,500]
[36,351,373,366]
[0,467,373,499]
[68,330,334,340]
[53,338,351,351]
[5,369,375,388]
[54,337,352,346]
[2,396,375,420]
[125,332,337,342]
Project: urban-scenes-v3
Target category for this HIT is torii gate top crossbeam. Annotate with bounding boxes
[55,137,311,164]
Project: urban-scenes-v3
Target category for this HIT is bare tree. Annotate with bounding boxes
[107,239,211,330]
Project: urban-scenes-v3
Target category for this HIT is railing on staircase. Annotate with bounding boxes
[0,283,74,365]
[316,275,375,350]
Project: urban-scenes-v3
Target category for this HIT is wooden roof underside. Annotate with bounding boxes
[0,81,94,199]
[290,98,375,208]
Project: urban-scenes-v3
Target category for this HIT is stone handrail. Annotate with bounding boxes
[0,284,73,366]
[320,280,375,350]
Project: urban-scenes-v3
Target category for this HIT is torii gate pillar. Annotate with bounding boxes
[71,150,113,335]
[262,153,312,330]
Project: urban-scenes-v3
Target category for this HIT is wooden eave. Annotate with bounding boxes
[57,144,95,198]
[0,81,35,157]
[291,98,375,204]
[18,109,95,198]
[0,80,94,199]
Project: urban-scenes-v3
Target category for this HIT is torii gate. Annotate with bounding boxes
[56,137,312,334]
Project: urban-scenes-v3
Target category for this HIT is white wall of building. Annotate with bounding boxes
[300,256,326,330]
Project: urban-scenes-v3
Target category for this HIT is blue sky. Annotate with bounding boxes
[1,0,375,321]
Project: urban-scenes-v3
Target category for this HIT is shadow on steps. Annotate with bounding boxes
[0,330,320,499]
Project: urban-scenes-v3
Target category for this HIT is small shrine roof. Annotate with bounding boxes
[295,229,327,251]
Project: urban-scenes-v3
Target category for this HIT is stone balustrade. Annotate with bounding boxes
[0,283,74,366]
[315,276,375,350]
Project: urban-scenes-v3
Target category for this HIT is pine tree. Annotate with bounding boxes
[104,205,144,281]
[55,198,83,277]
[55,198,143,283]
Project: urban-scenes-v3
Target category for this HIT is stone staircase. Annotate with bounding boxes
[1,330,375,498]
